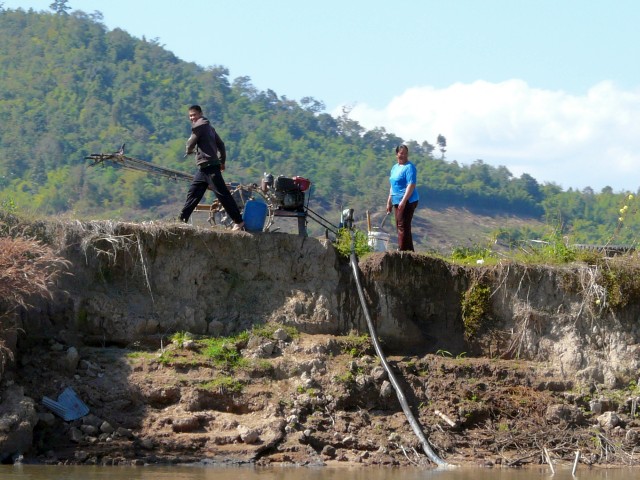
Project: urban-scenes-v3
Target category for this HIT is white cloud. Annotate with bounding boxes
[339,80,640,192]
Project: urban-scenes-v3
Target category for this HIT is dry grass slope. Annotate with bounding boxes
[0,218,70,374]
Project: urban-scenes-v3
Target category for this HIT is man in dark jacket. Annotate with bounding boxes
[178,105,244,230]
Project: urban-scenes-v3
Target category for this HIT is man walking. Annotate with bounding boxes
[178,105,244,230]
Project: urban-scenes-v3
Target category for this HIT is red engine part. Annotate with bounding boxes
[293,176,311,192]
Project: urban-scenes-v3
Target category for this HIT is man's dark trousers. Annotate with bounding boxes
[180,165,242,223]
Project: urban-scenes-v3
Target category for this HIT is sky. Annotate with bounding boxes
[5,0,640,192]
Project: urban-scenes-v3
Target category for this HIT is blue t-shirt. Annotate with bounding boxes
[389,162,419,205]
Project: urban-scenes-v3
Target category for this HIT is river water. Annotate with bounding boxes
[0,465,636,480]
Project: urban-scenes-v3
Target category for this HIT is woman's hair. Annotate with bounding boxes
[395,144,409,154]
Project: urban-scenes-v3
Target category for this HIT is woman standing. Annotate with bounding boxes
[386,144,419,251]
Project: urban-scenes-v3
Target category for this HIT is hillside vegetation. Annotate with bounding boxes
[1,6,639,251]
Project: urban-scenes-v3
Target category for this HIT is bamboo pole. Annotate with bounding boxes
[572,450,580,476]
[543,447,555,475]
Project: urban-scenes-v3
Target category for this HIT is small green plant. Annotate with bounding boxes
[0,197,17,214]
[497,421,510,432]
[450,244,496,265]
[157,350,174,365]
[171,331,194,348]
[334,371,355,385]
[608,193,637,245]
[589,431,602,449]
[200,376,244,394]
[574,248,605,265]
[599,264,640,310]
[334,228,372,258]
[436,349,453,357]
[250,358,274,373]
[516,225,578,264]
[296,385,318,396]
[339,332,372,357]
[126,351,154,360]
[0,198,18,215]
[251,322,298,340]
[200,337,247,368]
[461,282,492,340]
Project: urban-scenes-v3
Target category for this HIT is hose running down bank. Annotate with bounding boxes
[349,248,450,468]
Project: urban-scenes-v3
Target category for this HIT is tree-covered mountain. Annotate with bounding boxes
[0,6,638,248]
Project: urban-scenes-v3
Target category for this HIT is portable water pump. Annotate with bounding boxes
[266,174,310,211]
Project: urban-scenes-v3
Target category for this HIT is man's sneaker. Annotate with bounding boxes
[232,221,245,231]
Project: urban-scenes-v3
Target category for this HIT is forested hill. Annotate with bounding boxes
[0,7,638,246]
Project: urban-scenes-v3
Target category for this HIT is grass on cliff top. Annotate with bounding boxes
[334,228,372,258]
[442,231,623,267]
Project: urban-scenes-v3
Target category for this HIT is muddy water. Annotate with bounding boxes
[0,465,635,480]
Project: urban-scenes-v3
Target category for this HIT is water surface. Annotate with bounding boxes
[0,465,636,480]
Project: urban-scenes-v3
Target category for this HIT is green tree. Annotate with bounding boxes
[49,0,71,15]
[437,134,447,159]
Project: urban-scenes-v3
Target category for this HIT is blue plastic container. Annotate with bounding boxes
[242,200,268,232]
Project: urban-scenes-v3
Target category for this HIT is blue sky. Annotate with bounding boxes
[5,0,640,191]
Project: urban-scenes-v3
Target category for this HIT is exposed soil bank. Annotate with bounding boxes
[2,220,640,468]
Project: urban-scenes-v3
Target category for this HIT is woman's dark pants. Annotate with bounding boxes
[394,200,418,251]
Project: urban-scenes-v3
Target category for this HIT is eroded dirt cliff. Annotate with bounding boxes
[2,220,640,468]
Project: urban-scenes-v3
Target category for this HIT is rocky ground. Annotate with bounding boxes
[7,327,640,469]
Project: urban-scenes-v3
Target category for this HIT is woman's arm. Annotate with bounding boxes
[398,183,415,209]
[386,192,393,213]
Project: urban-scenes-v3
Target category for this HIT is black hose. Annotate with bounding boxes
[348,245,449,467]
